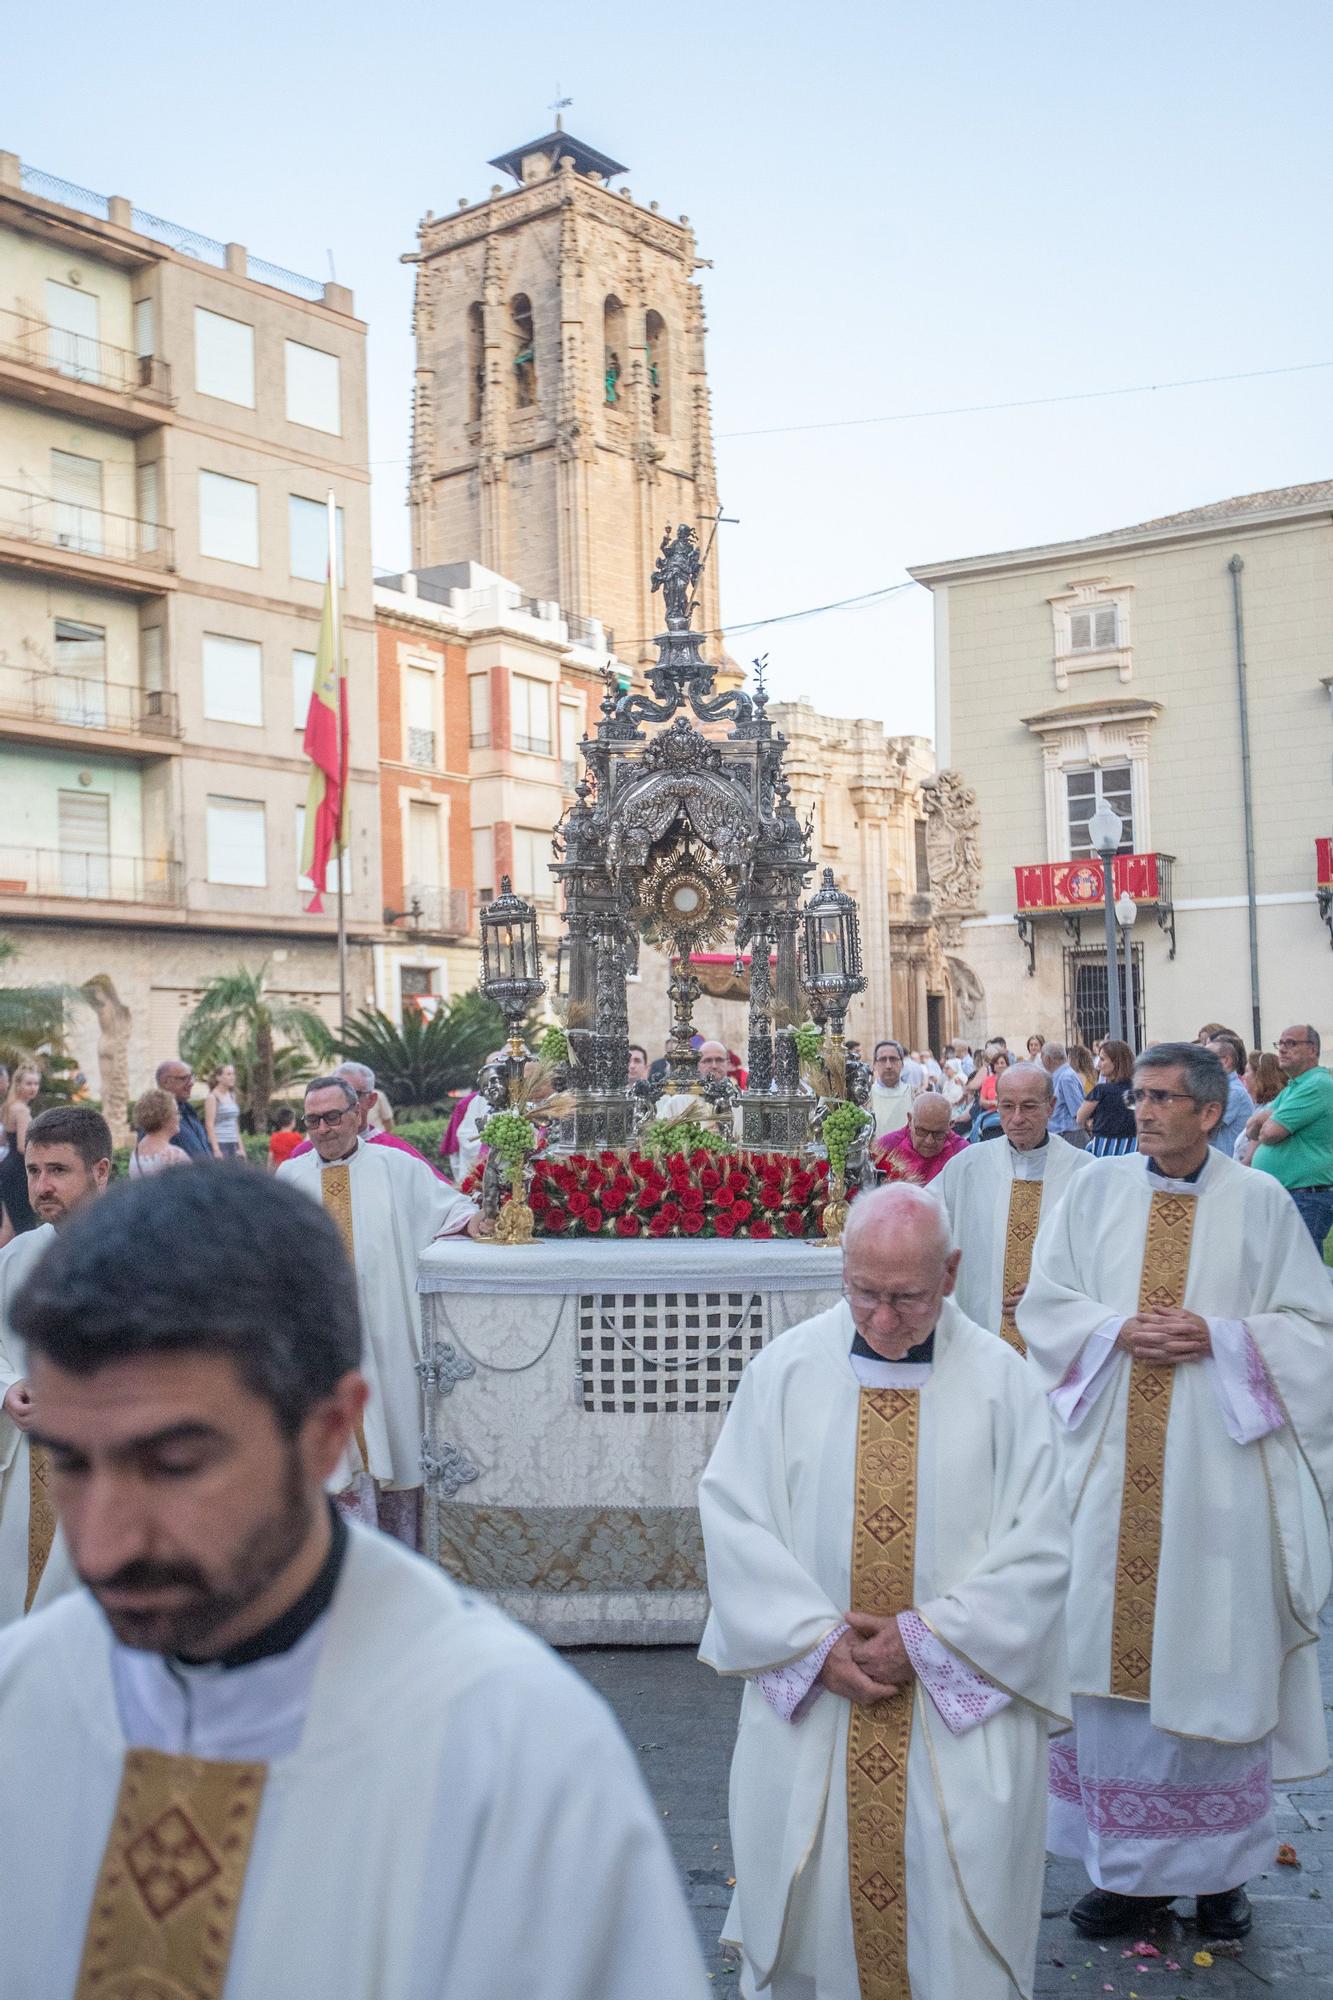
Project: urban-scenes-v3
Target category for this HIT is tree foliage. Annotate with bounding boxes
[0,935,76,1072]
[181,962,328,1130]
[333,992,509,1114]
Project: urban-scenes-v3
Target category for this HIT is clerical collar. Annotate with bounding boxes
[1146,1154,1207,1185]
[851,1327,935,1366]
[1010,1136,1049,1154]
[175,1502,348,1673]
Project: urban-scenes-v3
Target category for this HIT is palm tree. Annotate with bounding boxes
[181,962,328,1131]
[0,936,74,1072]
[334,992,508,1115]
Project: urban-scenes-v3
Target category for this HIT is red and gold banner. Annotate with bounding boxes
[1317,837,1333,890]
[1014,852,1162,914]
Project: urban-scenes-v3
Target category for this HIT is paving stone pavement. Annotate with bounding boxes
[566,1608,1332,1996]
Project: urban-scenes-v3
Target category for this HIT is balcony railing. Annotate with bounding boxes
[406,726,437,769]
[560,758,578,789]
[0,306,172,402]
[512,731,552,755]
[0,845,182,905]
[402,882,472,936]
[0,667,178,736]
[1013,852,1176,969]
[17,161,326,303]
[0,484,173,569]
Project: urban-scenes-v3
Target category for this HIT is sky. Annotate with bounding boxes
[6,0,1332,741]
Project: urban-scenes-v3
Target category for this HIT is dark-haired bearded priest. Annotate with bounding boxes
[1020,1041,1333,1944]
[0,1166,710,2000]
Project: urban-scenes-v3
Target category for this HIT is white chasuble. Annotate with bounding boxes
[699,1300,1071,2000]
[0,1523,711,2000]
[934,1139,1088,1349]
[278,1140,475,1488]
[1018,1149,1333,1777]
[0,1224,74,1628]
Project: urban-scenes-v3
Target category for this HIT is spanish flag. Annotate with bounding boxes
[300,537,347,915]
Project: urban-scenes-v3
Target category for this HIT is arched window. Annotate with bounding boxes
[510,294,535,409]
[645,310,669,433]
[603,295,626,407]
[467,302,485,422]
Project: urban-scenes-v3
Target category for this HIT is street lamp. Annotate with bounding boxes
[1087,801,1124,1044]
[1115,889,1138,1051]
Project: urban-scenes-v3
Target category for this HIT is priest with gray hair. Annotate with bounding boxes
[1020,1041,1333,1945]
[934,1060,1090,1351]
[699,1183,1071,1998]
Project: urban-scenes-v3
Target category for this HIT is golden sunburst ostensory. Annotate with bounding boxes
[638,845,732,952]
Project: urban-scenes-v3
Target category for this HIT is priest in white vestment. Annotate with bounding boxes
[0,1164,710,2000]
[279,1073,485,1543]
[934,1061,1089,1350]
[0,1107,112,1626]
[700,1184,1071,1999]
[1019,1041,1333,1943]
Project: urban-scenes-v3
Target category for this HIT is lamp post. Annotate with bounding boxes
[1087,802,1124,1045]
[1114,889,1138,1051]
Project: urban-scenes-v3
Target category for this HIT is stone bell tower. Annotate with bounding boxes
[404,125,725,668]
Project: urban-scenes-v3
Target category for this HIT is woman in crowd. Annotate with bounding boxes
[0,1062,41,1240]
[1075,1038,1138,1156]
[1025,1032,1046,1061]
[1069,1042,1098,1094]
[204,1062,244,1160]
[1234,1049,1286,1165]
[268,1103,303,1171]
[128,1089,191,1176]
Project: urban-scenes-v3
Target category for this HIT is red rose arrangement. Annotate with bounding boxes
[468,1148,836,1239]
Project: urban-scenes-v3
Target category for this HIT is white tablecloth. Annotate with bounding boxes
[416,1238,844,1643]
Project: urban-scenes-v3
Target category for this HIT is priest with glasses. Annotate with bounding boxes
[699,1183,1071,1997]
[1020,1041,1333,1943]
[279,1074,486,1545]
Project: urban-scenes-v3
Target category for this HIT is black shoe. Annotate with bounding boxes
[1196,1887,1252,1940]
[1069,1889,1173,1937]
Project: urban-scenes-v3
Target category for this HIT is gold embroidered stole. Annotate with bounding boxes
[999,1177,1045,1354]
[1108,1190,1198,1700]
[74,1748,266,2000]
[320,1164,372,1477]
[846,1387,919,2000]
[25,1443,57,1613]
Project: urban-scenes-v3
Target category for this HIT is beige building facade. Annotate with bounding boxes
[0,150,377,1130]
[911,482,1333,1055]
[405,125,724,675]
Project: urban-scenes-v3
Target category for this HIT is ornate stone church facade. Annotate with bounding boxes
[404,126,723,675]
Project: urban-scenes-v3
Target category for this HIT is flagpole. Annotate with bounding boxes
[328,490,348,1037]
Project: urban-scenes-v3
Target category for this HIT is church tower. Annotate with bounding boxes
[405,126,724,668]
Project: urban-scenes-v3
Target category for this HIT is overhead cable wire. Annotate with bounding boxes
[717,359,1333,441]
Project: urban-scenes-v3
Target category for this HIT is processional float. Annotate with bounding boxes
[475,522,877,1236]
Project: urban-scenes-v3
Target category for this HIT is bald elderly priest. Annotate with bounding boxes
[700,1185,1071,1998]
[1020,1042,1333,1943]
[0,1107,112,1626]
[934,1061,1089,1351]
[0,1166,710,2000]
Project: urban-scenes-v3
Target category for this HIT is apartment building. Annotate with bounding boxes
[373,562,615,1021]
[0,151,377,1125]
[910,482,1333,1052]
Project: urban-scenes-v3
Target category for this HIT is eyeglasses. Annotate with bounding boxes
[1124,1087,1196,1108]
[301,1107,353,1130]
[845,1282,938,1316]
[1276,1037,1312,1050]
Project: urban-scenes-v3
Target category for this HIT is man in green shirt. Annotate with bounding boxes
[1246,1024,1333,1251]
